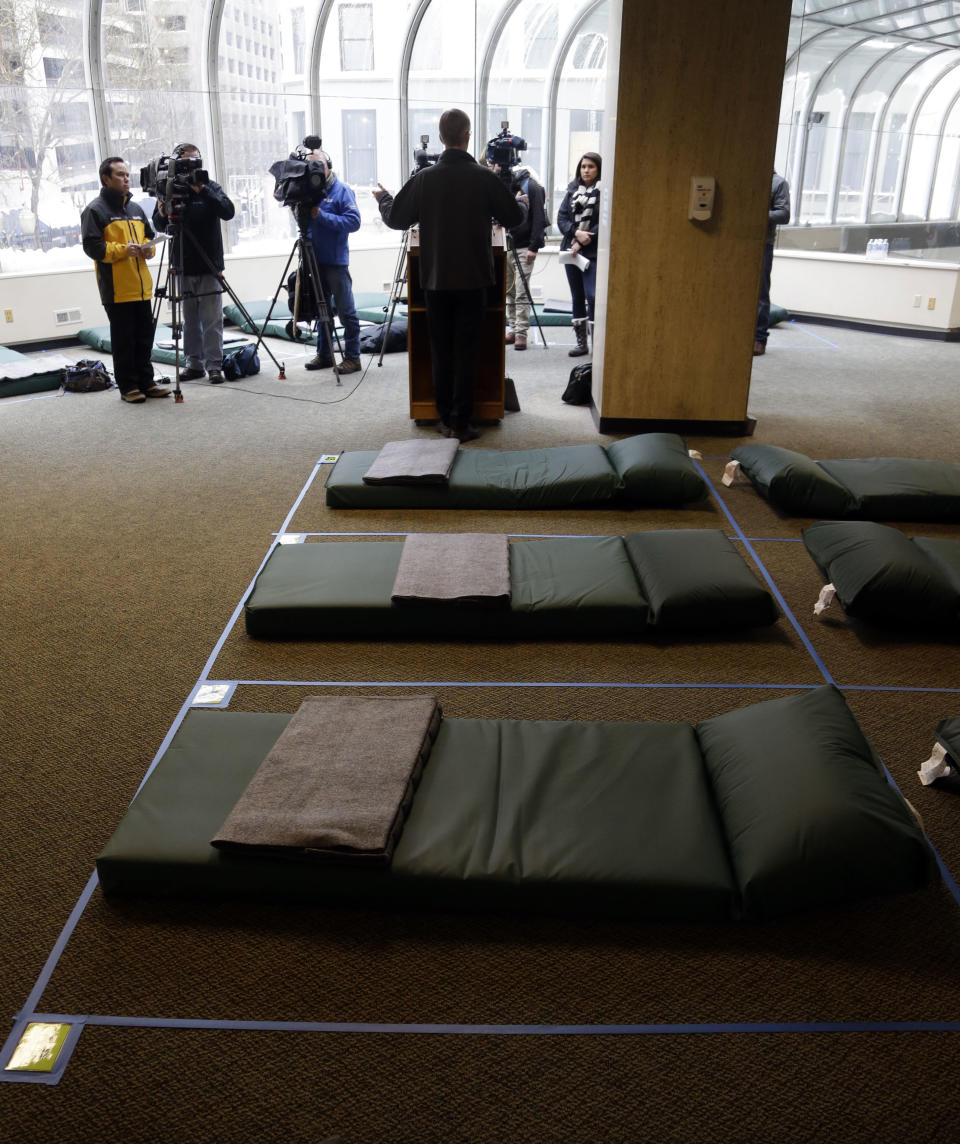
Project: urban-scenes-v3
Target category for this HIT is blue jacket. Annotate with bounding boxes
[309,177,361,266]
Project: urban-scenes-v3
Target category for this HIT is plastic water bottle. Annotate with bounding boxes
[880,238,889,258]
[866,239,876,259]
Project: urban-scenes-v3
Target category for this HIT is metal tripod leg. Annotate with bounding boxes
[508,236,547,348]
[298,236,343,385]
[378,229,409,367]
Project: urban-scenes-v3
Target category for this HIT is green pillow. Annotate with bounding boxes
[696,686,936,920]
[819,458,960,522]
[803,521,958,625]
[732,445,857,518]
[622,530,777,631]
[606,434,706,506]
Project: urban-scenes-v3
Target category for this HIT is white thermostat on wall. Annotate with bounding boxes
[689,176,716,221]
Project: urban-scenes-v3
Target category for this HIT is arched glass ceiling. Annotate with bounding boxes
[780,2,960,231]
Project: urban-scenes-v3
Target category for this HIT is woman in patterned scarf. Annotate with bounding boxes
[557,151,602,357]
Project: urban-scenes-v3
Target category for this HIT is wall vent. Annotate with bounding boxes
[530,286,544,301]
[54,308,82,326]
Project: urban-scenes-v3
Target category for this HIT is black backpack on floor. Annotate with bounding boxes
[62,359,113,392]
[562,363,592,405]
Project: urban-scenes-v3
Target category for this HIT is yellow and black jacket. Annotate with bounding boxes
[81,187,155,305]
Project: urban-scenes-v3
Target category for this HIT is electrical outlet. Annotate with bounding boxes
[913,295,922,308]
[928,297,937,310]
[3,309,12,323]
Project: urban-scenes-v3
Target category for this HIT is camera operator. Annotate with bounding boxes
[81,157,169,404]
[374,108,526,442]
[302,142,362,375]
[152,144,235,384]
[496,161,545,351]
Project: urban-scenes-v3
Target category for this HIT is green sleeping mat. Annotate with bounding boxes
[244,532,778,639]
[78,323,185,366]
[803,520,960,629]
[0,344,63,398]
[95,686,937,921]
[325,434,707,509]
[731,444,960,522]
[78,324,251,367]
[223,294,396,339]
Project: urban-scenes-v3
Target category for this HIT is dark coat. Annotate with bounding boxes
[767,173,791,244]
[377,148,525,290]
[557,179,600,262]
[152,181,235,275]
[508,168,546,253]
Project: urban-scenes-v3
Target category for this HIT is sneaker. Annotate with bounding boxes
[179,367,206,380]
[305,354,333,370]
[753,341,766,356]
[436,421,453,436]
[514,333,527,351]
[505,329,515,345]
[121,389,146,403]
[336,358,362,374]
[453,423,481,442]
[144,385,171,398]
[208,371,225,384]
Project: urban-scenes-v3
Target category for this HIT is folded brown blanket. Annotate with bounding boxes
[362,438,459,485]
[391,533,511,607]
[211,695,441,865]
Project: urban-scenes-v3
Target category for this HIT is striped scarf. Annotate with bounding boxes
[571,182,600,230]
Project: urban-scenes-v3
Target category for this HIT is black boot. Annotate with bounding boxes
[568,318,589,357]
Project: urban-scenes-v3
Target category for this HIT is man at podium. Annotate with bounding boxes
[374,108,525,442]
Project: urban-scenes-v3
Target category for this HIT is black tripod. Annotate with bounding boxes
[377,227,411,367]
[254,206,342,384]
[505,231,547,348]
[151,212,284,399]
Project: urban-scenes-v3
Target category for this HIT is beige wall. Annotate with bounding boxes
[595,0,793,427]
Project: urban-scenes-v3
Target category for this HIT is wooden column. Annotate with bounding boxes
[593,0,792,433]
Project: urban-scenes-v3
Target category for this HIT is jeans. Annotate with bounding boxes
[423,287,486,428]
[755,242,774,344]
[182,273,225,371]
[104,300,155,394]
[314,263,360,360]
[564,260,597,321]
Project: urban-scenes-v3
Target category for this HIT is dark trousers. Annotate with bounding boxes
[564,261,597,321]
[755,241,775,344]
[104,300,155,394]
[424,287,486,428]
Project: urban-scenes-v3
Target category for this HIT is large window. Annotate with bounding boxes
[341,109,377,186]
[339,4,374,72]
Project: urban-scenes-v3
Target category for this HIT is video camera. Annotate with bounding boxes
[140,154,208,209]
[412,135,440,175]
[268,136,330,230]
[485,123,527,184]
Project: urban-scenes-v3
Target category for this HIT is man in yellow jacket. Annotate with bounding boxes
[81,157,169,403]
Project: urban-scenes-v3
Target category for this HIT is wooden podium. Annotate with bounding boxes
[406,225,506,423]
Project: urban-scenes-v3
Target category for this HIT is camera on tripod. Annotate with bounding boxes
[412,135,440,176]
[140,154,208,209]
[485,123,527,184]
[268,137,329,231]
